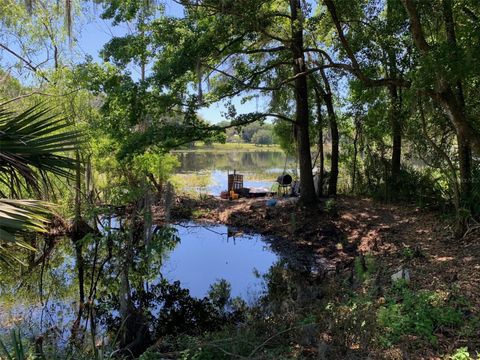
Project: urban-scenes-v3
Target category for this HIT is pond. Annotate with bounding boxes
[0,221,279,342]
[0,147,311,355]
[173,149,297,195]
[165,222,278,301]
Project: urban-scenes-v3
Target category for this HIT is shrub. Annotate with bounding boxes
[393,167,447,208]
[378,281,463,346]
[449,347,474,360]
[354,254,377,283]
[324,198,337,213]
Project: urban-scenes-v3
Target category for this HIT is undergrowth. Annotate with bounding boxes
[378,280,464,346]
[2,256,478,359]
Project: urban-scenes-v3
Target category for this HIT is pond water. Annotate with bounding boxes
[173,149,296,195]
[0,147,302,351]
[165,223,277,300]
[0,221,279,340]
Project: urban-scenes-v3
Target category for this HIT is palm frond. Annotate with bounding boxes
[0,104,81,265]
[0,104,81,195]
[0,199,49,265]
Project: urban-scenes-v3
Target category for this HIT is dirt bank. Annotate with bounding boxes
[172,195,479,301]
[170,195,480,357]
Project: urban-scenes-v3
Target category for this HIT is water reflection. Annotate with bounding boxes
[174,150,296,195]
[175,151,287,172]
[0,221,278,341]
[97,217,278,300]
[0,243,79,344]
[165,223,277,301]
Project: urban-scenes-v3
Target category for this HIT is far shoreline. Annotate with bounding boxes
[171,142,284,153]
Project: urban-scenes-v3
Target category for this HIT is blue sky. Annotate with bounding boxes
[75,1,260,123]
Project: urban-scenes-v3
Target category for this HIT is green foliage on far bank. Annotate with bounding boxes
[173,142,283,153]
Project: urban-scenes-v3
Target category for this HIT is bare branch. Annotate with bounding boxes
[241,46,287,54]
[323,0,362,69]
[205,61,292,92]
[0,43,50,82]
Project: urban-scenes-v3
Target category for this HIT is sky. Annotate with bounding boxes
[75,1,260,124]
[1,1,324,122]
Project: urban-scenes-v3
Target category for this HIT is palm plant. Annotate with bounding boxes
[0,104,80,264]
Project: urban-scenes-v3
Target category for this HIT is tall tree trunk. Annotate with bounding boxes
[442,0,472,209]
[312,70,339,197]
[324,94,339,196]
[389,85,402,189]
[290,0,316,206]
[386,0,402,195]
[352,117,361,194]
[315,93,325,197]
[318,67,339,197]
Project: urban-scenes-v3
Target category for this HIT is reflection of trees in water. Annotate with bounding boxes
[0,226,330,355]
[262,259,324,312]
[0,238,82,346]
[1,218,332,357]
[176,151,291,173]
[0,220,182,357]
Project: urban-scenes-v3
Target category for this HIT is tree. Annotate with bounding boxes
[315,0,412,196]
[252,129,273,145]
[241,122,262,143]
[97,0,322,205]
[314,0,479,232]
[393,0,479,230]
[311,71,339,196]
[400,0,480,156]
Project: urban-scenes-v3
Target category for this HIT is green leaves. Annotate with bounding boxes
[0,199,49,264]
[0,104,80,194]
[378,282,463,345]
[0,104,80,265]
[0,199,48,237]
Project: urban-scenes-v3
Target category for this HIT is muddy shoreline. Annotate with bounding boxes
[170,194,480,305]
[170,196,349,275]
[168,194,480,357]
